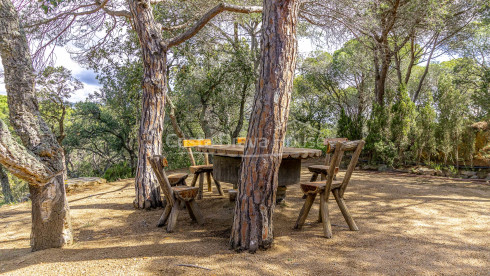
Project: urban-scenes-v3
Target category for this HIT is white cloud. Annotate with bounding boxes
[0,46,100,102]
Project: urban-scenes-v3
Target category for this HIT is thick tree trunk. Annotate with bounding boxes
[230,0,299,253]
[0,0,72,250]
[0,166,13,203]
[129,0,168,209]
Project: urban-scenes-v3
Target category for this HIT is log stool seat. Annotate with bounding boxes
[308,163,339,181]
[228,189,238,202]
[189,165,214,174]
[167,173,188,186]
[308,164,330,174]
[300,180,343,194]
[173,186,199,201]
[308,138,348,181]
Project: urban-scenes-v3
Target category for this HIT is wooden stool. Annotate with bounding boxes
[167,173,188,186]
[228,189,238,202]
[183,139,224,199]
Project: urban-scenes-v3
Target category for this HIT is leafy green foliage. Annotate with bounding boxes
[412,93,437,163]
[337,107,363,140]
[36,66,82,143]
[172,39,255,140]
[366,104,396,166]
[103,162,133,182]
[391,84,415,164]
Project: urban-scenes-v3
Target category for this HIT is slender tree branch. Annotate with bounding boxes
[166,3,262,48]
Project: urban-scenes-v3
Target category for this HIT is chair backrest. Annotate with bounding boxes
[148,155,174,207]
[323,138,348,166]
[182,139,212,166]
[325,140,365,197]
[236,137,246,145]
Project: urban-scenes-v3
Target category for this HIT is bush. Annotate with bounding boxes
[0,173,28,205]
[103,162,134,182]
[373,140,396,167]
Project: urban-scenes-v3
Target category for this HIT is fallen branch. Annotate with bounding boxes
[176,264,212,271]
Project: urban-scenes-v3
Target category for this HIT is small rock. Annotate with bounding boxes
[417,167,436,175]
[461,171,477,177]
[435,170,444,176]
[362,164,378,171]
[398,168,411,173]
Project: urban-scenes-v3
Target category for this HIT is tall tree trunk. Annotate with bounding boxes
[0,166,13,203]
[0,0,72,250]
[374,40,391,105]
[200,101,213,138]
[231,82,250,139]
[129,0,167,209]
[230,0,299,253]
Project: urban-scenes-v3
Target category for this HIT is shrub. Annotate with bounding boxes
[103,162,134,182]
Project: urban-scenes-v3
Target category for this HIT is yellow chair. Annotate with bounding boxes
[236,137,246,145]
[183,139,224,199]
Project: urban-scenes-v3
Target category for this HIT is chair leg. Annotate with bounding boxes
[318,201,322,222]
[157,204,172,227]
[333,189,359,231]
[206,172,212,192]
[198,173,204,199]
[185,201,197,221]
[190,173,198,187]
[211,172,224,196]
[320,192,332,238]
[320,173,327,181]
[166,200,181,233]
[310,172,318,182]
[294,193,317,230]
[188,199,204,225]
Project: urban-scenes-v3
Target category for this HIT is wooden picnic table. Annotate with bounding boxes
[195,145,321,202]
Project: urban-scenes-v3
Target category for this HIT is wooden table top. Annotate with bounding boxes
[194,145,322,159]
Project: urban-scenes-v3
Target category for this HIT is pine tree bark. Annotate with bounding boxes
[129,0,167,209]
[0,166,13,203]
[0,0,72,250]
[230,0,300,253]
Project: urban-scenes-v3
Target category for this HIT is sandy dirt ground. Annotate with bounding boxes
[1,159,489,275]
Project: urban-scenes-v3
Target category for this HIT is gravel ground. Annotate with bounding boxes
[1,159,489,275]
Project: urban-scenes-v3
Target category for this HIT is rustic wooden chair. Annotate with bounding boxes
[295,140,365,238]
[308,138,348,182]
[183,139,224,199]
[149,155,204,232]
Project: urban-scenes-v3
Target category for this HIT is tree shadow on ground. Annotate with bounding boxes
[0,168,489,274]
